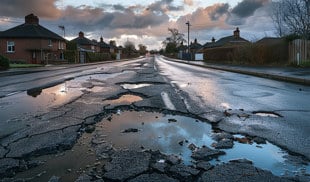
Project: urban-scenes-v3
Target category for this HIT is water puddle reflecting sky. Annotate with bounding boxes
[97,111,309,177]
[120,83,152,89]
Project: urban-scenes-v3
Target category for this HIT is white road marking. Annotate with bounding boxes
[161,91,176,110]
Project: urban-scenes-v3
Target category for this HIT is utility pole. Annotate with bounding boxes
[59,25,65,38]
[185,21,190,61]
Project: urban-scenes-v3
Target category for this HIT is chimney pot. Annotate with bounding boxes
[25,14,39,25]
[212,37,216,43]
[233,27,240,38]
[79,31,84,38]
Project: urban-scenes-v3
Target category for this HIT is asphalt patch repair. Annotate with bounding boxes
[6,110,309,182]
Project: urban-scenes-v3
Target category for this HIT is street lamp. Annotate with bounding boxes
[185,21,190,61]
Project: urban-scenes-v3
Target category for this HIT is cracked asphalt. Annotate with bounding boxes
[0,56,309,181]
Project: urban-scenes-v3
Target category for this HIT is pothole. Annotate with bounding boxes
[103,94,143,105]
[13,133,99,182]
[9,111,310,181]
[120,83,152,89]
[253,111,282,118]
[95,111,309,177]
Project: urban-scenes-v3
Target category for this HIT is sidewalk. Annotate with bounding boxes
[165,57,310,86]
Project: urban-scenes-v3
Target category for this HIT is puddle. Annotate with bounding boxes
[104,94,143,105]
[10,111,310,180]
[253,111,282,118]
[120,83,152,89]
[96,111,309,177]
[13,133,99,182]
[0,83,83,123]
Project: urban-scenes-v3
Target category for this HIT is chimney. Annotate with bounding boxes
[110,40,116,46]
[194,38,197,44]
[100,36,103,43]
[25,14,39,25]
[233,27,240,38]
[79,31,84,38]
[212,37,216,43]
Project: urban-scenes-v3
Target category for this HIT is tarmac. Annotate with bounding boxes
[165,57,310,86]
[1,57,310,86]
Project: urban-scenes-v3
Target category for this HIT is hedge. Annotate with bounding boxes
[0,55,10,70]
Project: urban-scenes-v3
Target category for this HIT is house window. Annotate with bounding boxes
[91,45,95,50]
[7,41,15,53]
[48,39,52,47]
[58,41,64,50]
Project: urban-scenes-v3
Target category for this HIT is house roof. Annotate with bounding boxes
[0,23,65,41]
[203,35,249,48]
[256,37,284,45]
[190,42,202,49]
[98,41,110,49]
[71,36,95,46]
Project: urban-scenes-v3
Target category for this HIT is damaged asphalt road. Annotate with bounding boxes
[0,57,309,181]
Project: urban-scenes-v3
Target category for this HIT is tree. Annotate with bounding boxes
[138,44,147,55]
[272,0,310,39]
[124,40,136,56]
[163,28,186,53]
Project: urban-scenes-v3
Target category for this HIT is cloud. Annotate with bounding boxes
[0,0,61,19]
[148,0,183,13]
[176,3,230,31]
[113,4,126,11]
[184,0,193,6]
[231,0,269,18]
[52,3,170,39]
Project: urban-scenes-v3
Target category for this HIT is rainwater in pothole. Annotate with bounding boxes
[96,111,309,177]
[103,94,143,105]
[0,83,83,123]
[11,111,309,181]
[120,83,152,89]
[253,111,282,117]
[0,72,129,123]
[13,133,100,182]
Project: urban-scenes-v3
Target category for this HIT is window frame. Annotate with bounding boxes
[7,41,15,53]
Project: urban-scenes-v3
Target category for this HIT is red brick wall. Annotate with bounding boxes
[0,38,66,64]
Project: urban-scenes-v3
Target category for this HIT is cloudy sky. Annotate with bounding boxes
[0,0,276,50]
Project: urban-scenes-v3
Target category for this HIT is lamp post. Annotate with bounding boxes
[185,21,190,61]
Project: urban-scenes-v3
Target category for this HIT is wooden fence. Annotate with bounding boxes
[289,39,310,65]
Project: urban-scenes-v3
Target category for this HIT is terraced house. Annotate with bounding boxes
[0,14,66,64]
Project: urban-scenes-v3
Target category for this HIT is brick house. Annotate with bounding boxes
[198,28,250,61]
[98,36,111,54]
[70,31,99,63]
[0,14,66,64]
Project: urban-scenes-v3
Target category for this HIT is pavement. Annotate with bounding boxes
[165,57,310,86]
[1,57,310,86]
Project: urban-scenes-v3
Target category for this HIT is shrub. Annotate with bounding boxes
[86,52,110,62]
[64,50,78,63]
[0,55,10,70]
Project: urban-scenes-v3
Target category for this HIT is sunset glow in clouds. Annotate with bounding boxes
[0,0,274,50]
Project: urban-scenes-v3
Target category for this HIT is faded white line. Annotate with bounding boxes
[161,91,176,110]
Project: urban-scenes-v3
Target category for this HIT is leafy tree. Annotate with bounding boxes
[66,41,77,50]
[272,0,310,39]
[138,44,147,55]
[124,40,136,56]
[163,28,186,53]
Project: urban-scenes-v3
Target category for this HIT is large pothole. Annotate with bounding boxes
[8,110,310,181]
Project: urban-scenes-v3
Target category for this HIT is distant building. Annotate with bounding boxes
[190,38,203,60]
[0,14,66,64]
[98,37,111,54]
[70,31,99,63]
[202,28,249,49]
[198,28,250,61]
